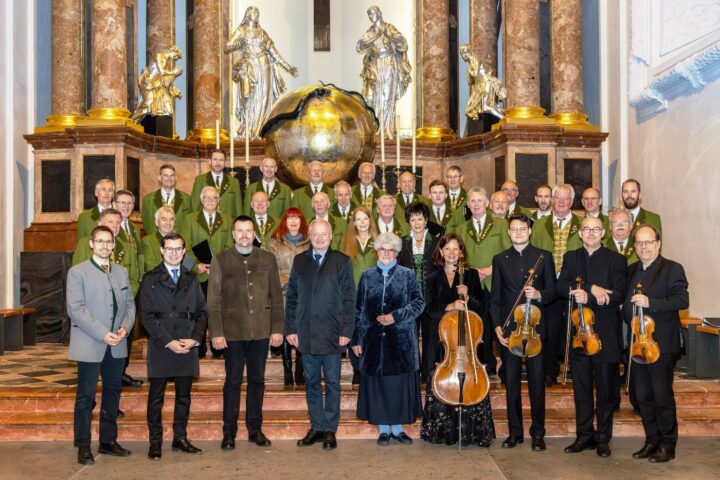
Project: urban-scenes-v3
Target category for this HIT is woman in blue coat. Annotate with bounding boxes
[352,232,425,445]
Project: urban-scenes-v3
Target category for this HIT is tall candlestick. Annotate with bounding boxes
[215,119,220,149]
[396,114,401,170]
[230,111,235,174]
[411,118,416,173]
[380,109,385,166]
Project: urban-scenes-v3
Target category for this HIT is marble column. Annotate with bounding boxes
[417,0,454,142]
[37,0,85,132]
[470,0,497,75]
[147,0,174,62]
[550,0,595,129]
[503,0,551,122]
[187,0,227,143]
[81,0,140,130]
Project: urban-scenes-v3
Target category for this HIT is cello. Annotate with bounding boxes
[503,255,544,358]
[625,282,661,392]
[433,253,490,408]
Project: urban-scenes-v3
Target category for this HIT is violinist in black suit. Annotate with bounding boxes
[556,217,627,458]
[490,214,556,451]
[623,225,688,463]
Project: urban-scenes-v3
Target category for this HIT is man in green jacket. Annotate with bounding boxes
[581,187,609,230]
[604,209,639,266]
[445,165,467,212]
[621,178,662,235]
[190,149,243,219]
[140,164,192,235]
[427,179,465,234]
[351,162,384,212]
[77,178,115,239]
[375,194,409,237]
[141,206,177,274]
[501,180,533,218]
[113,190,143,275]
[244,157,292,219]
[331,180,356,221]
[291,160,335,222]
[394,171,429,213]
[249,191,279,248]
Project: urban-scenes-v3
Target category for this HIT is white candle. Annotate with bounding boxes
[411,118,416,173]
[244,108,250,168]
[380,109,385,166]
[230,111,235,173]
[215,119,220,149]
[396,114,401,170]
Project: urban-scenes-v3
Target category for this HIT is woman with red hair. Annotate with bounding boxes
[268,208,310,386]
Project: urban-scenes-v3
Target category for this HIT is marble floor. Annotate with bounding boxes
[0,437,718,480]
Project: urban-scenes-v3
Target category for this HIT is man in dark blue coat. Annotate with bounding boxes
[285,219,356,450]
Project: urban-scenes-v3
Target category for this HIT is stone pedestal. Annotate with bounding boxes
[140,116,174,138]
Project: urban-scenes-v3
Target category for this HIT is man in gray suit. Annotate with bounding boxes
[67,226,136,465]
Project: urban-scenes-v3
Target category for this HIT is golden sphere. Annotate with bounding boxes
[261,84,377,188]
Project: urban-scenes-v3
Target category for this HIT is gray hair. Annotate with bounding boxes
[552,183,575,201]
[309,218,333,236]
[468,186,489,201]
[376,194,397,207]
[154,206,175,223]
[334,180,351,194]
[374,232,402,253]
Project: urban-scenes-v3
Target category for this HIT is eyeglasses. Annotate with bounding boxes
[92,239,114,246]
[202,196,220,201]
[581,227,603,234]
[377,248,397,255]
[582,197,599,201]
[115,200,134,206]
[635,240,658,248]
[162,247,185,253]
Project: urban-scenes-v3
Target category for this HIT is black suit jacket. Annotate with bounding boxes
[398,232,441,302]
[489,245,556,337]
[623,256,689,355]
[556,246,628,363]
[285,248,356,355]
[424,267,484,322]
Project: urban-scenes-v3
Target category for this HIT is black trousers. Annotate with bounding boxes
[501,346,545,438]
[570,354,619,442]
[222,339,269,437]
[147,376,193,443]
[198,280,221,357]
[631,353,678,448]
[480,288,498,374]
[543,299,565,380]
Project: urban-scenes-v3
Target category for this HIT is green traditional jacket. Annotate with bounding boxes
[428,199,466,234]
[373,211,410,238]
[582,212,610,231]
[447,188,468,212]
[394,192,430,212]
[631,207,662,236]
[330,201,357,222]
[604,236,639,266]
[253,214,279,248]
[458,216,511,290]
[76,206,102,239]
[72,235,140,295]
[351,237,377,286]
[351,182,385,212]
[117,221,144,275]
[326,214,348,250]
[141,232,164,274]
[244,179,292,219]
[529,213,584,269]
[179,210,234,282]
[506,203,534,220]
[291,184,336,223]
[190,172,243,220]
[140,188,192,235]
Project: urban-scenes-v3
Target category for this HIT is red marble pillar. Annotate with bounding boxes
[147,0,174,61]
[470,0,497,75]
[550,0,595,129]
[417,0,454,142]
[187,0,227,143]
[37,0,85,132]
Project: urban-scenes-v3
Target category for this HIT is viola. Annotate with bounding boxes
[570,276,602,356]
[506,257,544,358]
[433,253,490,406]
[625,282,661,392]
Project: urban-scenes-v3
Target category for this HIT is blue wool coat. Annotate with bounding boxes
[353,264,425,376]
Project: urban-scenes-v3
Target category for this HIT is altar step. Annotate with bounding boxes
[1,378,719,441]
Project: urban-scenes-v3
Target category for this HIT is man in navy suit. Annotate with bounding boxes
[285,219,356,450]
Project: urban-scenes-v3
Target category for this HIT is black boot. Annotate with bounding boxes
[281,341,294,386]
[295,351,305,386]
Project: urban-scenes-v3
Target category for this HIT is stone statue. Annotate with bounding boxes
[131,45,183,122]
[225,6,298,140]
[460,44,506,120]
[357,6,411,139]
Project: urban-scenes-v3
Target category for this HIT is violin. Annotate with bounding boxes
[506,256,544,358]
[570,276,602,356]
[433,253,490,406]
[626,283,661,391]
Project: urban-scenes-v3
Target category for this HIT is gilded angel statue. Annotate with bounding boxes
[131,45,183,122]
[460,44,506,120]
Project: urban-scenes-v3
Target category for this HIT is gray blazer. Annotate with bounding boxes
[67,260,136,362]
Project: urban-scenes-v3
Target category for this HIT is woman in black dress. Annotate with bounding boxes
[420,233,495,447]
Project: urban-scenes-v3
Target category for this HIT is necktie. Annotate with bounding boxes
[313,185,319,194]
[341,208,346,218]
[631,213,636,223]
[314,253,322,268]
[475,220,481,234]
[451,193,457,207]
[385,224,390,232]
[259,217,265,229]
[618,242,625,254]
[165,192,171,205]
[405,195,410,206]
[208,214,214,227]
[215,175,220,188]
[101,264,109,274]
[556,218,564,229]
[171,268,179,285]
[436,208,441,221]
[124,220,130,237]
[265,182,270,194]
[364,187,368,200]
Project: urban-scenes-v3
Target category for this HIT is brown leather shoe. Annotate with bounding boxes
[297,429,324,447]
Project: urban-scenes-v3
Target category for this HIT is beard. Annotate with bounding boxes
[623,197,638,209]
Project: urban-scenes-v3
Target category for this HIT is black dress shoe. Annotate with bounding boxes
[77,446,94,465]
[377,433,390,446]
[391,432,413,445]
[297,429,324,447]
[596,441,611,458]
[98,442,131,457]
[121,373,143,387]
[172,438,202,454]
[564,438,596,453]
[116,409,125,419]
[249,430,272,447]
[632,442,659,459]
[649,447,675,463]
[501,435,523,449]
[322,432,337,450]
[531,436,546,451]
[221,435,235,451]
[351,371,361,385]
[147,442,162,460]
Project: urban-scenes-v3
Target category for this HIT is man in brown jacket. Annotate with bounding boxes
[208,215,284,451]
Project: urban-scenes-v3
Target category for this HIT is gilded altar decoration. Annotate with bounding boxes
[225,6,299,140]
[260,84,377,188]
[460,44,506,120]
[131,46,183,122]
[357,6,411,139]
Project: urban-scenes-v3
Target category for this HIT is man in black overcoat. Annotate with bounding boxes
[624,225,688,463]
[556,217,627,458]
[140,233,208,460]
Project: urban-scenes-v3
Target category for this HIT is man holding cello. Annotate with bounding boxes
[556,217,627,458]
[623,225,688,463]
[490,214,556,451]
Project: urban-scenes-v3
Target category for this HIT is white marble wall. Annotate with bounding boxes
[0,1,35,307]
